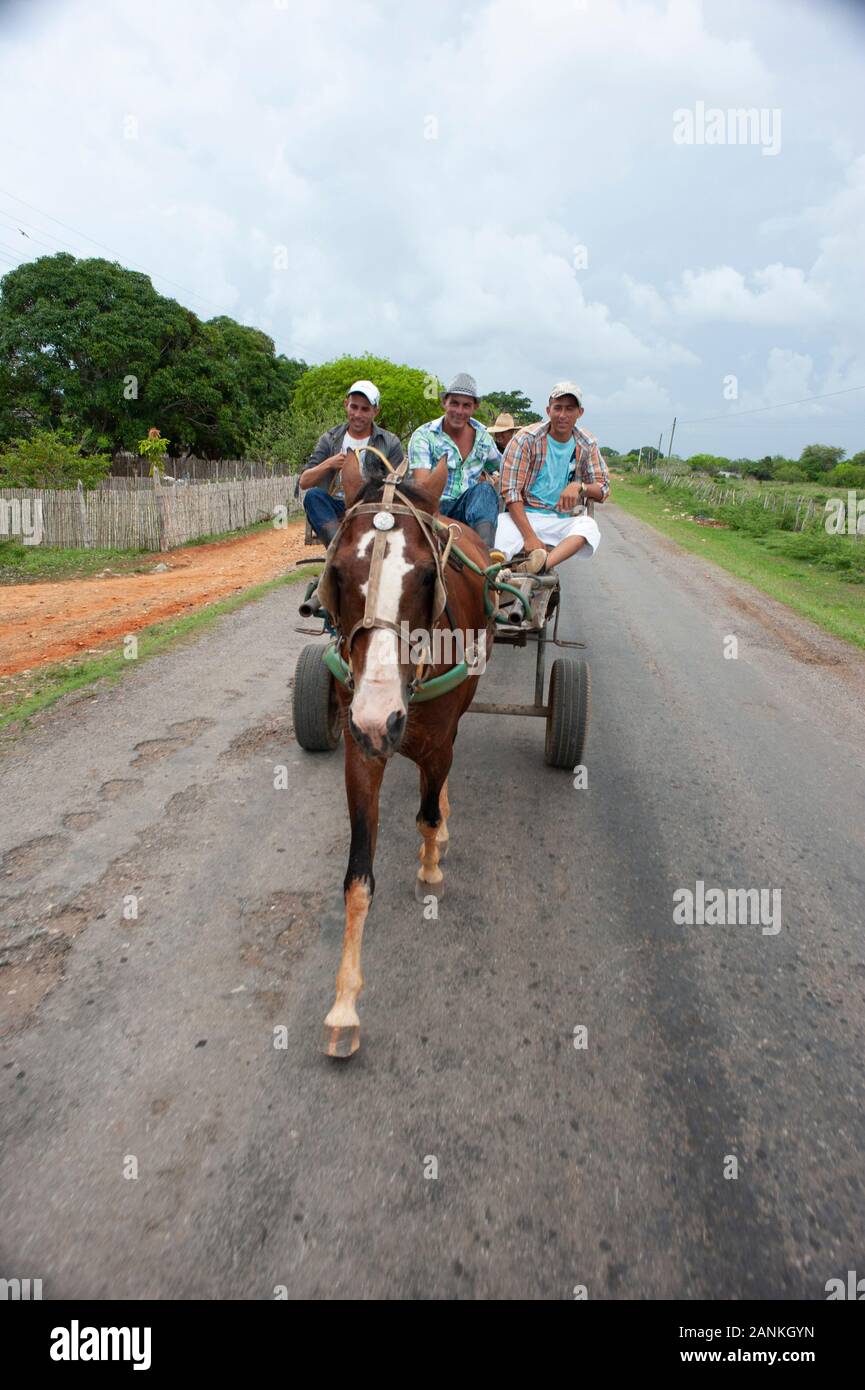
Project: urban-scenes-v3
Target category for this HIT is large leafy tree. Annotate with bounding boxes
[798,443,845,479]
[289,353,440,441]
[145,319,306,456]
[0,254,196,449]
[480,389,537,423]
[0,254,306,455]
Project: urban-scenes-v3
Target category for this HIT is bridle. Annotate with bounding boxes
[318,446,531,703]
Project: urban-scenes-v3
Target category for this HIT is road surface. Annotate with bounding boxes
[2,503,865,1299]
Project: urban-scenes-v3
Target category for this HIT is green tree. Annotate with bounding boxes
[0,428,110,488]
[827,462,865,489]
[290,353,439,440]
[0,254,307,456]
[773,461,808,482]
[246,401,336,474]
[0,253,195,450]
[480,389,537,424]
[799,443,845,476]
[687,453,726,474]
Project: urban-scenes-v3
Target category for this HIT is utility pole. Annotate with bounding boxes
[667,417,677,460]
[657,433,663,464]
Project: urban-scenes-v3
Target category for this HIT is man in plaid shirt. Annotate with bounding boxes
[495,382,609,574]
[407,372,503,553]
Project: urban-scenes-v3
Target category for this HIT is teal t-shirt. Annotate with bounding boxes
[526,434,577,513]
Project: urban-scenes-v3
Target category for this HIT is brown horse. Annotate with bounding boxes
[316,449,497,1058]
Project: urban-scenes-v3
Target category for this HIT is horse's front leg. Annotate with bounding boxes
[324,733,385,1059]
[416,752,453,901]
[435,778,450,858]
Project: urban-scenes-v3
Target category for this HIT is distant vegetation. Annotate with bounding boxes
[610,441,865,489]
[2,253,862,492]
[0,255,540,487]
[622,471,865,584]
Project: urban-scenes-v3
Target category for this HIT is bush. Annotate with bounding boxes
[289,353,439,441]
[771,462,808,483]
[245,403,335,474]
[826,462,865,489]
[0,428,110,488]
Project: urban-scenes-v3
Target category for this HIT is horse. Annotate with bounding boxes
[311,447,498,1058]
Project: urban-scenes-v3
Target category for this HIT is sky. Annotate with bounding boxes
[1,0,865,458]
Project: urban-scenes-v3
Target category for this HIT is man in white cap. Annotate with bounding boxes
[495,382,609,573]
[407,372,503,553]
[298,380,404,543]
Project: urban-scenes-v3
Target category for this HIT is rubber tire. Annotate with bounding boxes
[544,657,591,769]
[293,643,343,752]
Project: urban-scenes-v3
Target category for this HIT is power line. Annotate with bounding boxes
[678,383,865,425]
[0,187,228,318]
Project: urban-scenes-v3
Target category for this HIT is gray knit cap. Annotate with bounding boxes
[443,372,479,400]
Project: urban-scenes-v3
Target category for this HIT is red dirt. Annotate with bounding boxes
[0,521,324,678]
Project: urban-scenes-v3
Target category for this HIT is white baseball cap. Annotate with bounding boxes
[347,379,380,408]
[549,381,583,406]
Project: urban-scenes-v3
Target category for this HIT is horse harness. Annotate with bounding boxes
[317,448,475,703]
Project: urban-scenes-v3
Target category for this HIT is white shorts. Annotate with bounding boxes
[494,509,601,561]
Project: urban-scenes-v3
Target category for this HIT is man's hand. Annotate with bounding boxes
[557,481,584,512]
[298,452,346,491]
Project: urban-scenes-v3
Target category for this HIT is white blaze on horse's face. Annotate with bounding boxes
[350,526,414,749]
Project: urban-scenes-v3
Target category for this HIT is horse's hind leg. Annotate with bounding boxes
[324,735,385,1059]
[416,755,452,901]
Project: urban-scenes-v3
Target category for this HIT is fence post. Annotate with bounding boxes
[76,479,92,549]
[153,467,168,551]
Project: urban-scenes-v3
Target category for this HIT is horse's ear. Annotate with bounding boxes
[415,455,449,507]
[342,449,364,506]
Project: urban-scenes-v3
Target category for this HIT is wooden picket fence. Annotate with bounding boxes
[109,454,279,482]
[0,475,303,551]
[642,468,822,532]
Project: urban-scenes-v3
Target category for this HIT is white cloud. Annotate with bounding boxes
[0,0,864,452]
[669,264,830,325]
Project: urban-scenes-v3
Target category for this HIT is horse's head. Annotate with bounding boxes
[320,450,449,759]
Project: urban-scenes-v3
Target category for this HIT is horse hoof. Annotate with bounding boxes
[323,1024,360,1059]
[416,875,444,902]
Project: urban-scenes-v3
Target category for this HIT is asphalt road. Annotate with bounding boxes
[2,504,865,1300]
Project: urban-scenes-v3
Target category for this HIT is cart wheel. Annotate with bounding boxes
[293,644,343,751]
[545,657,591,769]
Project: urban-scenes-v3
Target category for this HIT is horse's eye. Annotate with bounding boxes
[421,567,436,587]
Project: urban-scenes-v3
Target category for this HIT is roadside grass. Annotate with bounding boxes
[610,473,865,649]
[0,515,305,585]
[0,563,322,732]
[0,538,150,584]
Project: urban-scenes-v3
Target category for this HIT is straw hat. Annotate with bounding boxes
[488,412,518,435]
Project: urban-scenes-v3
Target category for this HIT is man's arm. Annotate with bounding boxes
[406,425,434,476]
[384,431,405,468]
[557,440,610,511]
[501,433,545,551]
[298,431,343,491]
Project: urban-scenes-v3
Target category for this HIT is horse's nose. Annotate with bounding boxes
[386,709,406,744]
[348,708,406,759]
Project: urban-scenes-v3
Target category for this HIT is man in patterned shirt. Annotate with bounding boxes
[407,373,503,553]
[495,382,609,574]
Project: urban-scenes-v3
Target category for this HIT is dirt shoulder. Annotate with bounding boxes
[0,520,324,678]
